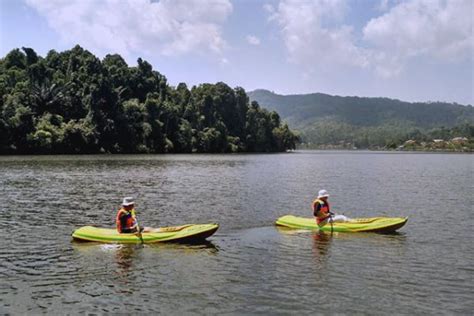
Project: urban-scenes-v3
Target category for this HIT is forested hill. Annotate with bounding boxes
[248,89,474,149]
[248,89,473,128]
[0,46,298,154]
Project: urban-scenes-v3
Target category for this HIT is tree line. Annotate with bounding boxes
[300,121,474,149]
[0,46,298,154]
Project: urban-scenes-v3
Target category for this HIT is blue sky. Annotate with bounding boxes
[1,0,472,104]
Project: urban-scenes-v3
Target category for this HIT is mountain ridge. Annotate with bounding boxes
[247,89,474,149]
[249,88,472,106]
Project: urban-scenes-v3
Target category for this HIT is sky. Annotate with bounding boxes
[0,0,472,105]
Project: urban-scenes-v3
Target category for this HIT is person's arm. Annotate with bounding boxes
[313,202,321,217]
[116,210,124,231]
[130,209,138,229]
[327,203,334,216]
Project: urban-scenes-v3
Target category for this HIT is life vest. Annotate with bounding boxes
[312,198,330,224]
[116,208,137,233]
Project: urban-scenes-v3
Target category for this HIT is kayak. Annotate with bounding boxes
[72,223,219,243]
[275,215,407,233]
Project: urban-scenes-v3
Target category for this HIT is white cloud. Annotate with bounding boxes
[25,0,233,58]
[246,35,261,45]
[263,3,276,18]
[269,0,368,71]
[269,0,473,78]
[364,0,473,76]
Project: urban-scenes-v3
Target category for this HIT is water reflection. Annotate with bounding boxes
[115,245,136,283]
[72,240,219,259]
[312,231,333,258]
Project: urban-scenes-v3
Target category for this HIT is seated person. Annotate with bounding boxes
[312,189,350,226]
[116,197,157,233]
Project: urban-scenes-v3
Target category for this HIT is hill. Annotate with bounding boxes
[248,89,474,149]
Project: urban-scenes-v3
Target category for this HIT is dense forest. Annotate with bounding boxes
[249,89,474,149]
[0,46,298,154]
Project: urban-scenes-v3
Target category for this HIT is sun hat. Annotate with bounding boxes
[122,196,135,206]
[317,189,329,199]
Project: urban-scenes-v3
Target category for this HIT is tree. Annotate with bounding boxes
[28,113,66,153]
[0,46,298,154]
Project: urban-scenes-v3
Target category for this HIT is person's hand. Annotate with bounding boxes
[134,226,142,235]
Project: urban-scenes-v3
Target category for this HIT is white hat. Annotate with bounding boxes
[122,197,135,206]
[317,189,329,199]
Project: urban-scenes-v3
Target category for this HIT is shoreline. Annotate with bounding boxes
[297,144,472,153]
[0,148,472,157]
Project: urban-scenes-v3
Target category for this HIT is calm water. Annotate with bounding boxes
[0,151,473,314]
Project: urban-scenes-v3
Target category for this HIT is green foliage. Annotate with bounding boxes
[62,118,97,153]
[0,47,297,154]
[28,113,66,152]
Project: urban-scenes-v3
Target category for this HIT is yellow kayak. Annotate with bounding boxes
[72,223,219,243]
[276,215,407,233]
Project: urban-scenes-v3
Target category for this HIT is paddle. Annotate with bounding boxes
[135,221,144,244]
[329,212,334,234]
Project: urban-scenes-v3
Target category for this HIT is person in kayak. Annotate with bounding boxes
[116,197,157,234]
[312,189,350,225]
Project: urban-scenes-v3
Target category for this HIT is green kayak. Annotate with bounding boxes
[276,215,407,233]
[72,223,219,243]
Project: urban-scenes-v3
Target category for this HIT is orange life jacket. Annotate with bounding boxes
[312,198,330,224]
[116,208,137,233]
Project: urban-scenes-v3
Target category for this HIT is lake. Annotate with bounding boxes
[0,151,473,314]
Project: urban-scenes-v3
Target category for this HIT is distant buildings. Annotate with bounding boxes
[393,137,471,152]
[451,137,468,144]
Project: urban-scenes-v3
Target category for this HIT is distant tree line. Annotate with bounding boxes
[0,46,298,154]
[300,121,474,149]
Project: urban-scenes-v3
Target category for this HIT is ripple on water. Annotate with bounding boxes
[0,153,473,314]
